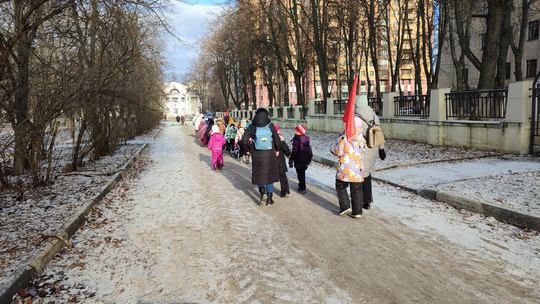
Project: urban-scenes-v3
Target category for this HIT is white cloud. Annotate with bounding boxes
[162,2,224,81]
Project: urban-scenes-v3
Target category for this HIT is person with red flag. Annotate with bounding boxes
[330,75,366,218]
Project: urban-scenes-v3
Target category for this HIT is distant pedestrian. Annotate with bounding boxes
[288,124,312,194]
[225,122,238,154]
[274,125,291,197]
[175,115,180,123]
[194,113,204,137]
[216,117,226,135]
[236,119,251,164]
[180,115,185,125]
[241,108,280,206]
[208,125,226,170]
[355,95,386,209]
[198,121,208,147]
[330,116,365,218]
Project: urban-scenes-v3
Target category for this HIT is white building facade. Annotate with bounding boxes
[163,82,201,119]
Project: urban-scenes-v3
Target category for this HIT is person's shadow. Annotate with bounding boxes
[198,152,339,214]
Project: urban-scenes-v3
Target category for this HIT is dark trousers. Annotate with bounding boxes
[363,175,373,204]
[335,179,363,215]
[279,171,289,195]
[295,168,306,191]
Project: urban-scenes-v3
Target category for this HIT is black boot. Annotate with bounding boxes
[259,186,267,206]
[266,192,274,205]
[363,175,373,209]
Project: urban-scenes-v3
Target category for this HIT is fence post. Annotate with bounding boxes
[308,99,315,116]
[382,92,398,118]
[505,81,532,123]
[327,97,336,116]
[428,88,451,122]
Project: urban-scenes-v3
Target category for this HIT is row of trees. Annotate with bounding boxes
[187,0,539,112]
[0,0,168,186]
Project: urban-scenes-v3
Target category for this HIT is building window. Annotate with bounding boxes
[526,59,537,78]
[528,20,539,40]
[505,62,511,80]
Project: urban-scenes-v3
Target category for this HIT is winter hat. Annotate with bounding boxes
[355,95,369,108]
[295,124,306,135]
[274,124,280,132]
[212,125,220,134]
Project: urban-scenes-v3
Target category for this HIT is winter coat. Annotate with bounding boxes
[194,114,204,131]
[241,110,280,185]
[289,134,313,170]
[198,124,208,140]
[330,116,365,183]
[355,106,385,177]
[216,118,226,135]
[225,124,238,140]
[208,132,226,151]
[277,134,291,174]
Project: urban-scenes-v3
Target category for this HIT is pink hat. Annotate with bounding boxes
[295,124,306,135]
[274,124,280,132]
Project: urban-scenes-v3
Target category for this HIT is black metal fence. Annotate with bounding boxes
[369,97,382,115]
[531,82,540,155]
[287,106,295,119]
[394,95,430,117]
[333,99,347,115]
[299,107,308,119]
[314,100,325,114]
[445,89,507,120]
[277,108,283,118]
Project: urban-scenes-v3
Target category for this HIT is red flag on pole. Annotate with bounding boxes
[342,74,359,143]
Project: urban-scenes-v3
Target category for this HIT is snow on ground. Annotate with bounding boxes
[2,123,540,300]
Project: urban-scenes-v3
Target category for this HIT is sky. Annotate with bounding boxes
[162,0,228,82]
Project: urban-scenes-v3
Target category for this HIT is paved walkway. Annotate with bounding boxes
[3,123,540,303]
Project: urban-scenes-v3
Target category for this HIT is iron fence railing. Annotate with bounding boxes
[314,100,325,114]
[445,89,507,120]
[299,107,308,119]
[394,95,430,118]
[333,99,347,115]
[268,108,274,117]
[277,108,283,118]
[287,106,295,119]
[368,97,382,116]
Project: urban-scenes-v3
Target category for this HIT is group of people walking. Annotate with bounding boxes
[190,95,385,218]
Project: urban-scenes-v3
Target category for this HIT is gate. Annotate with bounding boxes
[531,72,540,155]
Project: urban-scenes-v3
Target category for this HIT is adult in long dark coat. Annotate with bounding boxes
[241,108,280,206]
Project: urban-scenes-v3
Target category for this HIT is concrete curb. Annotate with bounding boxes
[316,155,540,232]
[0,141,151,304]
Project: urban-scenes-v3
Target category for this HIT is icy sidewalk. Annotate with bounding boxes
[309,151,540,231]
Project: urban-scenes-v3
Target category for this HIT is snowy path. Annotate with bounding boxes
[14,124,540,303]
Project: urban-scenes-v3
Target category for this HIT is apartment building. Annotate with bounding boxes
[246,0,431,109]
[438,0,540,89]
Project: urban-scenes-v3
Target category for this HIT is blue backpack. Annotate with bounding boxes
[254,123,273,150]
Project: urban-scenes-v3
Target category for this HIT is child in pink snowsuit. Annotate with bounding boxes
[208,125,226,170]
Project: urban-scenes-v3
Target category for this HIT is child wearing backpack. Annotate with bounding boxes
[288,124,313,194]
[208,125,227,170]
